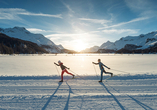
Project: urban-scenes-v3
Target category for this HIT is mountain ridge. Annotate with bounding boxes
[82,30,157,53]
[0,26,61,53]
[0,33,48,54]
[100,30,157,51]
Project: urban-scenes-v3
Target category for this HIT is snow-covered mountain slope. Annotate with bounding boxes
[57,44,64,50]
[100,41,116,50]
[81,46,99,53]
[100,31,157,50]
[0,27,54,46]
[0,33,48,54]
[0,27,61,53]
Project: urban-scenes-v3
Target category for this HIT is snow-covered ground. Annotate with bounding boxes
[0,76,157,110]
[0,54,156,76]
[0,54,157,110]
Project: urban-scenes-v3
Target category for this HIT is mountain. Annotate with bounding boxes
[100,31,157,51]
[57,44,64,50]
[81,46,100,53]
[100,41,116,50]
[61,49,77,54]
[81,30,157,53]
[0,33,48,54]
[0,27,61,53]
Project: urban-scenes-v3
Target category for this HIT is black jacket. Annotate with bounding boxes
[54,63,68,70]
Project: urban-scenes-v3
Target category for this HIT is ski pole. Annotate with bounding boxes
[54,64,60,77]
[111,69,130,74]
[93,64,99,79]
[68,69,85,80]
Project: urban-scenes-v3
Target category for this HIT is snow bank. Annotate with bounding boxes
[0,74,157,80]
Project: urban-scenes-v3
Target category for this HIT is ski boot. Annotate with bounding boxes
[59,80,63,82]
[72,75,75,79]
[111,73,113,77]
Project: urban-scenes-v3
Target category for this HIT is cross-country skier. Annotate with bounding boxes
[92,59,113,82]
[54,61,74,82]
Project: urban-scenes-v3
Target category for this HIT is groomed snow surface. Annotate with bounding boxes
[0,54,157,110]
[0,75,157,110]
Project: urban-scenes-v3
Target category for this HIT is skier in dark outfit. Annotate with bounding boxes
[54,61,74,82]
[93,59,113,82]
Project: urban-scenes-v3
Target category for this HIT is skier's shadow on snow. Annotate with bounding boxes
[42,82,62,110]
[65,82,84,110]
[127,95,154,110]
[64,82,74,110]
[99,82,125,110]
[107,84,154,110]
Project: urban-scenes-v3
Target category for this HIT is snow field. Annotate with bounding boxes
[0,76,157,110]
[0,54,156,76]
[0,54,157,109]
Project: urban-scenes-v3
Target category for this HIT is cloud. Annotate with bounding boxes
[125,0,157,17]
[61,2,75,13]
[97,0,156,31]
[26,28,47,33]
[0,8,62,20]
[112,16,149,27]
[18,12,62,18]
[102,29,139,34]
[46,33,87,38]
[46,32,103,49]
[0,8,21,20]
[79,18,111,24]
[125,0,152,12]
[65,4,75,13]
[99,16,150,29]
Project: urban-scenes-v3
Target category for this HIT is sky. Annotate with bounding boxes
[0,0,157,51]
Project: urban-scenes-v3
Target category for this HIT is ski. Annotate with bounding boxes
[104,74,119,81]
[67,76,79,81]
[59,76,79,82]
[99,74,120,82]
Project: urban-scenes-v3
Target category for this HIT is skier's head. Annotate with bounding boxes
[98,59,101,62]
[58,60,62,64]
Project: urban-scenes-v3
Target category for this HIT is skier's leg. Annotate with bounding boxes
[61,70,65,80]
[65,69,74,76]
[104,70,113,77]
[100,70,103,81]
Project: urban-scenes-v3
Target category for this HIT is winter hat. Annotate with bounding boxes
[58,60,61,63]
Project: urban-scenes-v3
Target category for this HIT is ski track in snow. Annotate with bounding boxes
[0,76,157,110]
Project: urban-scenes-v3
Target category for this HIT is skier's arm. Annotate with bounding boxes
[102,63,110,69]
[92,62,99,65]
[54,62,59,66]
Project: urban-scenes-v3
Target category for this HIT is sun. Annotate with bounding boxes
[74,40,87,52]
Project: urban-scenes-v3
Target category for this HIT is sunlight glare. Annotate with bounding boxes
[74,40,87,52]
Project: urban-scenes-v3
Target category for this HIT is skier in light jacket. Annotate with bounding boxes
[93,59,113,82]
